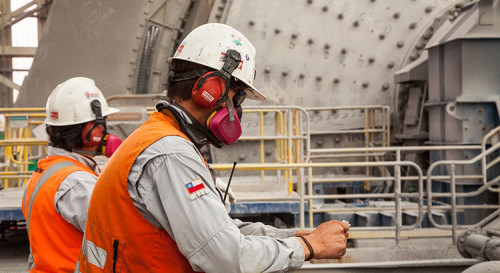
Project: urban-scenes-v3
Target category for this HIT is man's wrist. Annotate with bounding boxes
[298,235,314,261]
[295,229,312,237]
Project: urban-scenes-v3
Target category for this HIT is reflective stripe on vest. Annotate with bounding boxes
[25,161,75,232]
[81,236,108,269]
[74,261,81,273]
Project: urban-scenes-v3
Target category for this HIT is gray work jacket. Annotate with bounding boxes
[127,135,305,273]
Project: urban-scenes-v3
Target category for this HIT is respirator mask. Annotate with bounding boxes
[101,133,122,158]
[78,100,123,158]
[206,89,246,145]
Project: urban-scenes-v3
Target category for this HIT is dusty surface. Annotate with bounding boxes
[0,228,29,273]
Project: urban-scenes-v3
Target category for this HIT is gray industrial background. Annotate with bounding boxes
[1,0,500,272]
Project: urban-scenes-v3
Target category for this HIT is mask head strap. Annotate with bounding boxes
[168,68,209,84]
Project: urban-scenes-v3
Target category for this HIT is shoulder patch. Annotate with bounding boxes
[184,178,209,200]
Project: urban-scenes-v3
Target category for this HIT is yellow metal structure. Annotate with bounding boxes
[0,108,46,188]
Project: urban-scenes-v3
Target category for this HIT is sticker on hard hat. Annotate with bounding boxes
[231,34,242,46]
[220,52,243,69]
[176,44,185,55]
[84,92,100,99]
[50,112,58,120]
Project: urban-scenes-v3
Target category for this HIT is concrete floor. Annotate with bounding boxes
[0,224,482,273]
[0,229,29,273]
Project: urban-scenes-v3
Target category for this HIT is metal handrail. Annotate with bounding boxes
[245,105,311,163]
[0,106,311,192]
[211,138,499,243]
[2,106,498,245]
[212,160,424,243]
[310,145,482,154]
[481,126,500,191]
[427,140,500,243]
[306,160,424,244]
[0,113,45,188]
[305,105,390,149]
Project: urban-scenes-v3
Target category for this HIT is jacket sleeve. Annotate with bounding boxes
[54,171,97,232]
[147,138,305,273]
[232,218,297,239]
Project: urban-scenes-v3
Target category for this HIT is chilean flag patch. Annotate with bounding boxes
[185,178,209,200]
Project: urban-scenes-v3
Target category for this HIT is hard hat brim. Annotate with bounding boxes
[103,106,120,117]
[243,82,267,102]
[45,106,121,126]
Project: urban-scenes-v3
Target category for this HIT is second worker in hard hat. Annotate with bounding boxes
[21,77,122,273]
[78,24,349,272]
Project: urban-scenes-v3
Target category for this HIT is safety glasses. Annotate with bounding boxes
[233,89,246,107]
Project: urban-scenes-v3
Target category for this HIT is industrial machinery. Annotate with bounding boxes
[1,0,500,272]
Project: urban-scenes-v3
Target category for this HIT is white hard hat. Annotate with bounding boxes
[45,77,119,126]
[171,23,266,101]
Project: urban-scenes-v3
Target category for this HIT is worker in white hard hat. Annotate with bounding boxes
[21,77,122,273]
[78,23,348,273]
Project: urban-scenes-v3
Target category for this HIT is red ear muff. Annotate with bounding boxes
[192,72,226,108]
[81,121,105,148]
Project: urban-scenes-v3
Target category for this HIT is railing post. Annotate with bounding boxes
[4,117,11,188]
[364,108,370,190]
[450,164,457,244]
[308,166,314,228]
[260,111,264,183]
[299,166,306,229]
[395,150,402,245]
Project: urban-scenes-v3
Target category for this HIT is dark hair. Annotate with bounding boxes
[166,60,208,102]
[46,124,85,152]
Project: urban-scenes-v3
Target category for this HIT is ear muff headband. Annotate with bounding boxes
[82,100,107,147]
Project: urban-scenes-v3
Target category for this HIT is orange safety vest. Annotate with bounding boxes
[77,112,198,273]
[22,155,97,273]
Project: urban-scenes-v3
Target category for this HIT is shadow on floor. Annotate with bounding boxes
[0,224,29,273]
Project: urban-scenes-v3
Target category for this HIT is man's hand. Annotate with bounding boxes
[299,220,350,260]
